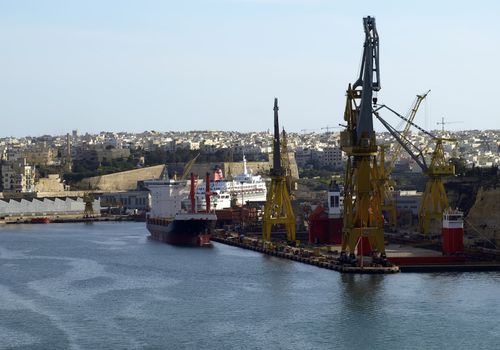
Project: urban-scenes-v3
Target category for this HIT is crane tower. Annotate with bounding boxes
[339,16,385,262]
[262,98,296,242]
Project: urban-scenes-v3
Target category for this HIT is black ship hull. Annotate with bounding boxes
[147,216,216,246]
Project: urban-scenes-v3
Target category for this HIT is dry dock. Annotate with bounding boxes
[212,233,500,274]
[212,233,400,274]
[397,263,500,272]
[385,241,500,272]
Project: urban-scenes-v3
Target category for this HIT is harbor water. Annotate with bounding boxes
[0,222,499,349]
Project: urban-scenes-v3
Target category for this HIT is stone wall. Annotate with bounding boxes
[77,165,165,191]
[466,186,500,242]
[35,174,65,192]
[167,157,299,180]
[74,155,299,192]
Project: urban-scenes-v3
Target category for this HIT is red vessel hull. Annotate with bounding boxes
[442,227,464,254]
[31,217,51,224]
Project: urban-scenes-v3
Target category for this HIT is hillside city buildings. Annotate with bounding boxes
[0,129,498,194]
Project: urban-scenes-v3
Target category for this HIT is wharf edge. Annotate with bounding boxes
[211,234,400,275]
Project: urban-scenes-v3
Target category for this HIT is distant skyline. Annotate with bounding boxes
[1,0,499,137]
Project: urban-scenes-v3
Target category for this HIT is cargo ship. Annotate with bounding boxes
[145,170,216,246]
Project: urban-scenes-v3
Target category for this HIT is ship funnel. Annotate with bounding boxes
[243,154,248,175]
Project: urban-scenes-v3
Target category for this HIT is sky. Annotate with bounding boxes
[0,0,499,137]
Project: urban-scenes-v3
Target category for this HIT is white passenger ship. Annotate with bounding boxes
[195,156,267,210]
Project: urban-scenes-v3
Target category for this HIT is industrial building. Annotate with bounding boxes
[0,197,101,219]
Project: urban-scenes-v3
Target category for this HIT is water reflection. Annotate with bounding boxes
[340,274,385,308]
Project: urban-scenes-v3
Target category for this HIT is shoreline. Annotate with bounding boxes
[0,215,141,225]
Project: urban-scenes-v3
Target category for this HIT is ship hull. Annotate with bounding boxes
[31,217,51,224]
[147,217,216,246]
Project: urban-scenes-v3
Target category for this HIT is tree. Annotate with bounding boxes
[449,157,467,176]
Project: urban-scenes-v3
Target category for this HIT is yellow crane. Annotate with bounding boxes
[418,138,456,234]
[374,145,396,227]
[339,16,386,263]
[180,153,200,180]
[375,105,456,235]
[376,90,430,228]
[83,192,95,218]
[262,98,296,242]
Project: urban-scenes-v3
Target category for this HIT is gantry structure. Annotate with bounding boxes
[262,98,296,242]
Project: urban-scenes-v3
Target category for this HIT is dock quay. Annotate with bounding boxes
[1,214,137,224]
[211,232,400,274]
[212,233,500,274]
[397,263,500,273]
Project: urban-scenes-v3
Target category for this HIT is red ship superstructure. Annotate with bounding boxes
[442,208,464,255]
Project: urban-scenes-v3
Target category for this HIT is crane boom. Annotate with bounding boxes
[353,16,380,144]
[386,90,430,175]
[272,98,283,176]
[375,104,435,139]
[375,112,428,171]
[375,102,456,174]
[373,91,429,230]
[181,153,200,180]
[375,104,457,235]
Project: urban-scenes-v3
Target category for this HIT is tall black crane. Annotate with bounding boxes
[340,16,386,263]
[353,16,381,144]
[271,98,283,176]
[262,98,295,242]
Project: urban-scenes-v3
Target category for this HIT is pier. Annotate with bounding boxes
[212,233,400,274]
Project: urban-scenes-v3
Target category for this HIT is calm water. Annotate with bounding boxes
[0,222,499,350]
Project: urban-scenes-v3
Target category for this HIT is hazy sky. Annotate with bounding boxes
[1,0,499,137]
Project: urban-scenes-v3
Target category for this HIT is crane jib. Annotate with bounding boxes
[353,16,380,145]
